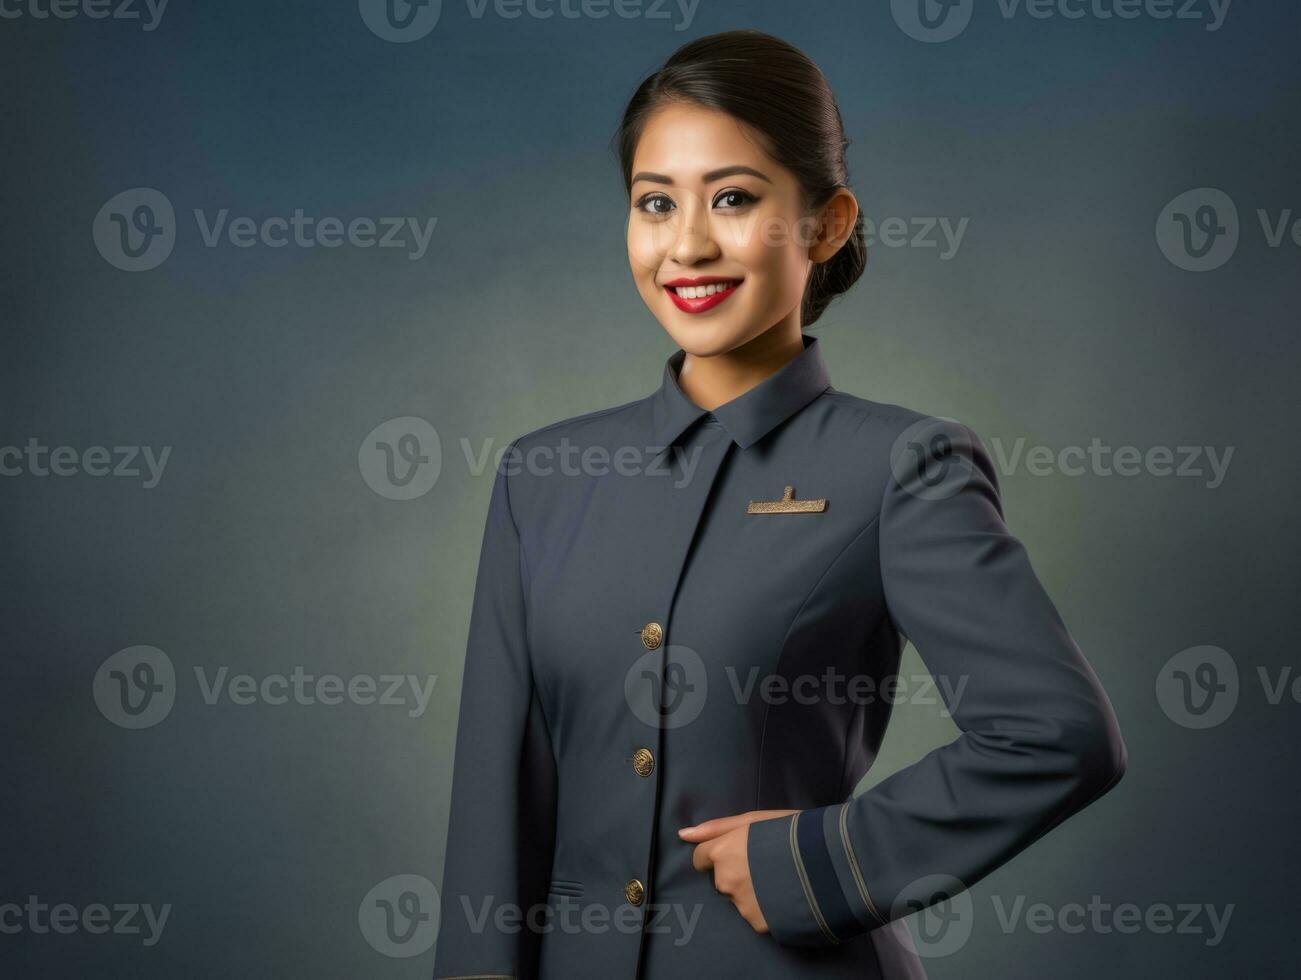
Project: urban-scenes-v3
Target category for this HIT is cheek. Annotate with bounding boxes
[726,221,809,305]
[626,221,666,285]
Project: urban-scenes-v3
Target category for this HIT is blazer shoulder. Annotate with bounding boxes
[506,395,648,455]
[494,395,651,530]
[817,390,993,506]
[819,387,967,442]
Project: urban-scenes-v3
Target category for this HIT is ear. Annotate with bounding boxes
[809,188,860,264]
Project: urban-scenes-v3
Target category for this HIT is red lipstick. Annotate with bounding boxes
[663,276,742,314]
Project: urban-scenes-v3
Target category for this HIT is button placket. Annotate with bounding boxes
[621,424,734,968]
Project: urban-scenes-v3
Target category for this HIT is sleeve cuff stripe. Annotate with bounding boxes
[837,801,885,926]
[788,813,841,944]
[794,807,859,943]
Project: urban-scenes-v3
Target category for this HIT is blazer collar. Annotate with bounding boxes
[649,333,833,451]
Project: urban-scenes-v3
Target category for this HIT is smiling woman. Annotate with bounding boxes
[432,28,1126,980]
[620,52,865,361]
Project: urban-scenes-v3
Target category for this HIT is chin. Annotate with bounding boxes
[660,319,753,358]
[654,298,759,353]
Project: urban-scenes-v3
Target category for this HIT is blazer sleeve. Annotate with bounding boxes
[747,418,1127,948]
[433,441,557,979]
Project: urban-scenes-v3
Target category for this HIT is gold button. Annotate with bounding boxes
[632,748,655,778]
[640,622,663,650]
[624,878,645,906]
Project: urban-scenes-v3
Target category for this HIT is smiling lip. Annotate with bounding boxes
[663,276,742,314]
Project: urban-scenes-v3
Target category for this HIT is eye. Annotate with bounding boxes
[635,193,675,216]
[714,189,757,211]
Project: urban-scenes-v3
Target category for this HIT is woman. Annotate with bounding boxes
[433,29,1126,980]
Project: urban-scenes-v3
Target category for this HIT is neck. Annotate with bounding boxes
[677,318,805,411]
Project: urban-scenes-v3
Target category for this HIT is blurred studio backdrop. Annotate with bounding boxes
[3,1,1298,977]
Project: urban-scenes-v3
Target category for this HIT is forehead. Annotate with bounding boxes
[631,101,777,179]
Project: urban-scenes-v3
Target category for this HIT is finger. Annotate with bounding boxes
[690,840,715,874]
[681,809,799,841]
[732,894,770,934]
[713,863,742,897]
[678,813,746,842]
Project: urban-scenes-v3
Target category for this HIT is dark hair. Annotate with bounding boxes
[614,30,866,328]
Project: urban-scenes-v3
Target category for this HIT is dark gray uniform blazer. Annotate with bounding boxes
[433,334,1126,980]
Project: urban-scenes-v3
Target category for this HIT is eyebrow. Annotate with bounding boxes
[630,165,773,187]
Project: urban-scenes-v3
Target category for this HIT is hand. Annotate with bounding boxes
[678,809,799,933]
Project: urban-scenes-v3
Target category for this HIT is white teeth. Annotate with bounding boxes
[671,281,737,299]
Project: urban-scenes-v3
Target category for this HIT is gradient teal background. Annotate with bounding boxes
[2,0,1298,976]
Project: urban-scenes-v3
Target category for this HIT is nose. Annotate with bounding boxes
[668,193,721,266]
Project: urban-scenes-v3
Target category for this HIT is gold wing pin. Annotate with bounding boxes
[746,485,827,514]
